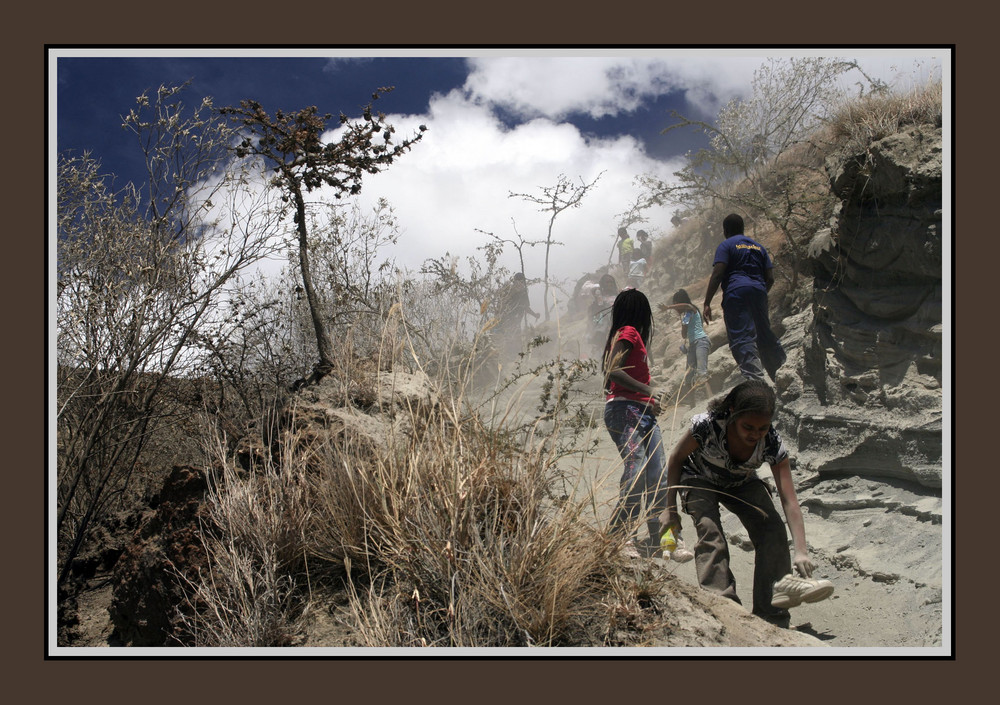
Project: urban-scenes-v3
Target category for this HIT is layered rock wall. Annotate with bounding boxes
[780,126,944,488]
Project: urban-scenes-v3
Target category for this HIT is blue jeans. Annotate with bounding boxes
[721,286,786,381]
[604,400,667,541]
[682,336,711,387]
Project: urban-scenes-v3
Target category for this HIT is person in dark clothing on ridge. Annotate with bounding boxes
[702,214,786,381]
[636,230,653,269]
[495,272,540,358]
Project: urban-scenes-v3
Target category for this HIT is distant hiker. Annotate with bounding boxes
[590,274,620,320]
[627,255,647,289]
[571,274,601,318]
[703,213,786,381]
[658,379,833,628]
[661,289,713,399]
[636,229,653,269]
[495,272,539,356]
[597,273,619,304]
[616,227,634,281]
[589,274,619,357]
[602,288,678,559]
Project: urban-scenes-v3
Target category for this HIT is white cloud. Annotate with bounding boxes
[236,51,945,313]
[462,56,762,122]
[462,57,670,120]
[458,53,942,124]
[331,87,685,302]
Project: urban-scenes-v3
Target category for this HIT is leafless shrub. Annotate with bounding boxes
[56,85,281,588]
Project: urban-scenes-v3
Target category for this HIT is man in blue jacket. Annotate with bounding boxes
[702,214,786,381]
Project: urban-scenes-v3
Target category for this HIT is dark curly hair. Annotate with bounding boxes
[708,379,776,420]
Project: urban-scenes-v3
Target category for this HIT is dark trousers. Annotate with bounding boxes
[721,286,786,381]
[681,476,791,625]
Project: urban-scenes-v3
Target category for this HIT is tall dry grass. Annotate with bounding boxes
[174,311,666,648]
[828,80,943,151]
[306,317,643,647]
[171,432,314,647]
[308,402,623,647]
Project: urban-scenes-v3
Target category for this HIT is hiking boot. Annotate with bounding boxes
[770,574,835,609]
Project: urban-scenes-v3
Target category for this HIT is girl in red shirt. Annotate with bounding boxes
[602,289,679,558]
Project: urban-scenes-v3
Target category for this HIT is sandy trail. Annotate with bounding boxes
[544,377,943,650]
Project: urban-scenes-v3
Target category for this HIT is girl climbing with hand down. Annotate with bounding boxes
[602,288,692,561]
[658,379,834,628]
[661,288,712,401]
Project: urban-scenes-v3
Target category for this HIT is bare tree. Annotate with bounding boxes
[420,239,510,314]
[509,172,604,320]
[637,58,885,286]
[219,90,426,384]
[56,86,280,587]
[476,220,545,278]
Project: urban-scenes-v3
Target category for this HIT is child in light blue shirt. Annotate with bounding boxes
[662,289,712,398]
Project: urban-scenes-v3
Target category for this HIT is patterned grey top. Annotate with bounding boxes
[680,411,789,488]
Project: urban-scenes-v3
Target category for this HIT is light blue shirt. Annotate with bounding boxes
[681,309,708,345]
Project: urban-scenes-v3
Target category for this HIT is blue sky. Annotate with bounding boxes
[51,48,947,291]
[56,54,711,188]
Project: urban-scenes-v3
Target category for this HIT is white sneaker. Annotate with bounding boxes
[671,539,695,563]
[771,574,835,609]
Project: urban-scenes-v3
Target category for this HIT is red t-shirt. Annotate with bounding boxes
[605,325,653,404]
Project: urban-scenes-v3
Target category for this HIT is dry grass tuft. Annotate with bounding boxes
[174,316,667,648]
[306,390,631,647]
[829,80,942,151]
[171,434,314,646]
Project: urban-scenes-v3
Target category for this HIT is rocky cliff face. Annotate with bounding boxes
[771,123,944,646]
[776,125,943,489]
[641,121,945,646]
[782,128,943,487]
